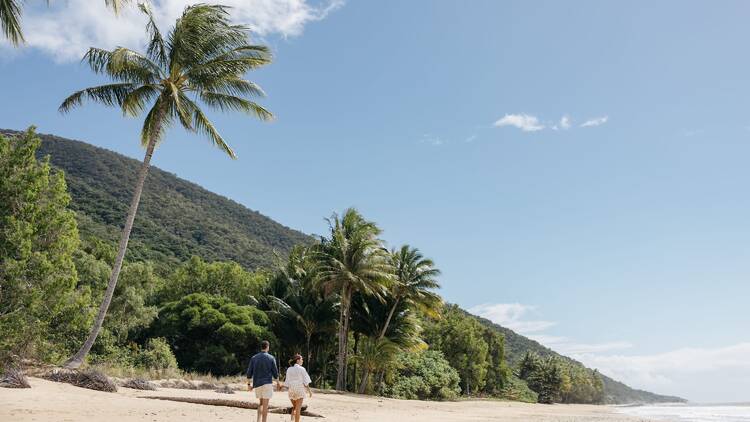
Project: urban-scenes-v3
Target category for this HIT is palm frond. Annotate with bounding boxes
[105,0,129,14]
[121,84,160,116]
[190,101,236,159]
[58,83,135,113]
[0,0,24,45]
[84,47,161,84]
[140,96,170,146]
[138,3,168,67]
[199,92,273,121]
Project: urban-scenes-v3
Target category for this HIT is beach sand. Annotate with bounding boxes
[0,377,654,422]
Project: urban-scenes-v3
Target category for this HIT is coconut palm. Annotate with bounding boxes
[351,292,425,393]
[266,245,338,373]
[314,208,392,390]
[379,245,441,339]
[350,245,439,393]
[1,0,128,46]
[59,3,273,368]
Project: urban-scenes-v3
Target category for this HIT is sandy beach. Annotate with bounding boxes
[0,377,654,422]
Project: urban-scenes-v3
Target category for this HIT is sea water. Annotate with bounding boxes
[617,403,750,422]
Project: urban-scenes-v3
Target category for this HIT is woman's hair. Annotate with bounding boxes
[288,353,302,367]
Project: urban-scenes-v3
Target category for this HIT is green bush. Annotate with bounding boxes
[149,293,274,375]
[385,350,460,401]
[135,338,178,371]
[499,375,538,403]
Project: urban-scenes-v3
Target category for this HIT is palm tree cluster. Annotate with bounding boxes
[264,208,443,393]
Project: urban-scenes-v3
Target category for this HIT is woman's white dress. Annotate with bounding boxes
[285,364,311,400]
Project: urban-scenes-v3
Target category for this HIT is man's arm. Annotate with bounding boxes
[246,358,254,390]
[273,358,281,390]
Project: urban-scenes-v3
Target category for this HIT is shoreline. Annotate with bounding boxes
[0,377,653,422]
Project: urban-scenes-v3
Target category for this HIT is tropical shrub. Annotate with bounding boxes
[149,293,274,375]
[385,350,460,401]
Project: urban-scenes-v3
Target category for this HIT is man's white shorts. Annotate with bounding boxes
[254,383,274,399]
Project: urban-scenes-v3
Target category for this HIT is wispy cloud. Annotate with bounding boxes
[3,0,344,62]
[469,303,557,334]
[580,116,609,127]
[419,134,444,146]
[572,343,750,401]
[559,115,572,130]
[494,114,545,132]
[494,114,608,132]
[470,302,750,401]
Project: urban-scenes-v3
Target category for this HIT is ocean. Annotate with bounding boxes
[616,403,750,422]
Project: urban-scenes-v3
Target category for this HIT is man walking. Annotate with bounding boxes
[247,340,282,422]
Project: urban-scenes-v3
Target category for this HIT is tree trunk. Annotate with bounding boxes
[358,296,401,394]
[335,284,351,391]
[352,332,360,391]
[305,331,313,375]
[357,363,370,394]
[63,132,159,369]
[378,296,400,340]
[376,370,385,394]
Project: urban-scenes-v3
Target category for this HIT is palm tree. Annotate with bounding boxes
[379,245,441,339]
[59,3,273,369]
[266,245,338,373]
[314,208,392,390]
[1,0,128,46]
[352,245,440,393]
[351,292,425,393]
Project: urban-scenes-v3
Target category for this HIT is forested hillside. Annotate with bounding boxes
[472,314,685,404]
[4,130,311,269]
[1,129,682,404]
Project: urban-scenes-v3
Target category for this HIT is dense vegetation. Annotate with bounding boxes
[0,130,311,270]
[0,129,684,404]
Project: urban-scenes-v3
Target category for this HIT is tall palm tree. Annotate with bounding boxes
[1,0,128,46]
[314,208,392,390]
[59,3,273,369]
[379,245,441,339]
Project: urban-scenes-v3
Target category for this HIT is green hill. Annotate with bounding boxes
[471,313,685,404]
[3,128,683,404]
[3,129,311,270]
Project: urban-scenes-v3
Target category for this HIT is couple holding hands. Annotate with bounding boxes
[246,340,313,422]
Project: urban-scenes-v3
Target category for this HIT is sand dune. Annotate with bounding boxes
[0,378,651,422]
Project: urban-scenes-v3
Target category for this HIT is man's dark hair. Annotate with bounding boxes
[260,340,270,351]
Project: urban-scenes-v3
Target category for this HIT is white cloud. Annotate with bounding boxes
[580,116,609,127]
[4,0,344,62]
[470,302,750,402]
[572,343,750,402]
[559,115,571,130]
[494,114,545,132]
[419,134,444,146]
[469,303,557,334]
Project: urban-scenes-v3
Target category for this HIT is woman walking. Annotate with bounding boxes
[285,354,312,422]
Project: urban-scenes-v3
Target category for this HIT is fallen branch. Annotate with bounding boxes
[140,396,323,417]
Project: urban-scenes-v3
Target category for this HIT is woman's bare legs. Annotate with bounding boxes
[294,398,303,422]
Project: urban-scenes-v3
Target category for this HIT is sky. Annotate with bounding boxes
[2,0,749,403]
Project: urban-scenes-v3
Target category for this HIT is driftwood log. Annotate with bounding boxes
[140,396,324,417]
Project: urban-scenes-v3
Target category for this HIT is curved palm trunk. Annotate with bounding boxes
[305,331,313,374]
[335,284,352,391]
[358,296,400,394]
[63,133,159,369]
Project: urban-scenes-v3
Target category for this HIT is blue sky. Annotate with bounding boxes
[2,0,749,402]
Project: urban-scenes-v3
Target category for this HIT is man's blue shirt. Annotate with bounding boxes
[246,351,279,387]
